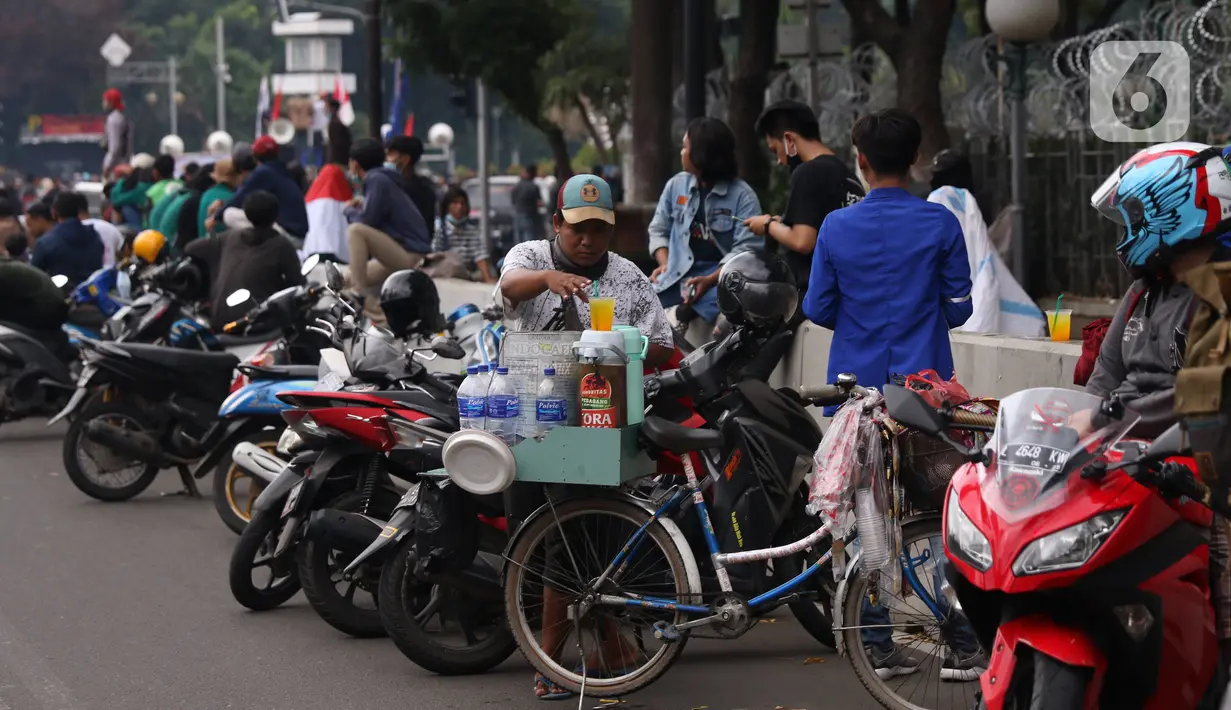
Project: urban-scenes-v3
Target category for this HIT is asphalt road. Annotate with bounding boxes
[0,420,887,710]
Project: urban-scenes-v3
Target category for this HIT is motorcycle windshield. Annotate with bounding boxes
[981,388,1140,523]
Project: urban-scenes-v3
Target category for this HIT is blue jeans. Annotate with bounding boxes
[861,537,979,654]
[120,206,143,231]
[514,213,542,244]
[657,260,720,323]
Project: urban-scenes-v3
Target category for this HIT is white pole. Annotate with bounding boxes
[168,56,178,136]
[477,78,491,250]
[215,17,227,131]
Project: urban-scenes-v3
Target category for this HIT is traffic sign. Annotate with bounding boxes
[100,34,132,68]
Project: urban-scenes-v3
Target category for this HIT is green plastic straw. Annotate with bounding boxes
[593,279,599,298]
[1052,294,1064,332]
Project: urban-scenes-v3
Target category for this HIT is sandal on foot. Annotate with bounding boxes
[534,673,572,701]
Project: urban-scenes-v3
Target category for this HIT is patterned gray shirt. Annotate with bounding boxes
[499,240,674,347]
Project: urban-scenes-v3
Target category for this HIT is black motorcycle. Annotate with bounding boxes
[52,281,333,502]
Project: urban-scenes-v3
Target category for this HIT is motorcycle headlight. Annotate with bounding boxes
[946,489,993,571]
[1012,510,1126,576]
[276,428,305,455]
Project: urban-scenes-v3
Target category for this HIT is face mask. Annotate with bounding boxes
[785,137,803,172]
[383,162,398,171]
[446,214,462,225]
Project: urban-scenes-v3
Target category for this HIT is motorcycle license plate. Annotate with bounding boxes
[396,482,420,510]
[282,480,305,517]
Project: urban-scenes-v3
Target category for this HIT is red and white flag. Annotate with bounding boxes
[271,76,284,121]
[334,75,355,127]
[302,164,354,263]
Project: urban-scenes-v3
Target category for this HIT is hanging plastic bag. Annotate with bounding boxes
[806,397,870,526]
[414,480,479,575]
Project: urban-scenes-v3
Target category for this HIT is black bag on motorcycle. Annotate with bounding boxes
[414,481,480,575]
[704,385,816,593]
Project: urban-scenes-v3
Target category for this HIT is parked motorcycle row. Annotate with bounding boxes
[5,254,1227,710]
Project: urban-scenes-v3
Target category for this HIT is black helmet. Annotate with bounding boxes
[380,269,445,337]
[716,250,798,329]
[169,257,208,301]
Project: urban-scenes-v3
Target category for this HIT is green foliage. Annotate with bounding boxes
[119,0,282,150]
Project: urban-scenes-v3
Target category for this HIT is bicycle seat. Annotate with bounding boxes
[109,342,239,375]
[641,415,724,454]
[241,363,320,380]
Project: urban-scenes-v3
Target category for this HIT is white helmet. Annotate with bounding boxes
[205,130,234,156]
[159,134,185,158]
[131,153,155,170]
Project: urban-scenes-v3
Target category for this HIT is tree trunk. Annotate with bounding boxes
[574,93,611,165]
[842,0,954,165]
[544,124,574,184]
[630,0,675,203]
[892,0,955,164]
[728,0,780,196]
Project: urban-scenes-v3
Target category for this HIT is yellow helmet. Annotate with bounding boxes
[132,230,166,264]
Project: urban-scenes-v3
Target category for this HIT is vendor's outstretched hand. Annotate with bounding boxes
[544,271,592,302]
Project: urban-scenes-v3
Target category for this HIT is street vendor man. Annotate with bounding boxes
[500,173,675,366]
[499,173,675,701]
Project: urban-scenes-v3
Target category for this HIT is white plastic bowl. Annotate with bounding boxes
[441,429,517,496]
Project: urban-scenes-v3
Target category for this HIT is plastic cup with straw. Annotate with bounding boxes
[589,280,615,331]
[1047,294,1072,342]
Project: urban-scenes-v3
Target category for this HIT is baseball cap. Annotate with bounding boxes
[557,174,615,225]
[252,135,279,158]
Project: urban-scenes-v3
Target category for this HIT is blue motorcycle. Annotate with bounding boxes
[211,365,317,534]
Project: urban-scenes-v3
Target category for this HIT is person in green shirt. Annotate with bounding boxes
[110,168,152,230]
[145,154,183,227]
[199,158,240,237]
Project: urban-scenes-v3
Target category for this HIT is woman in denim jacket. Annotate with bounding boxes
[649,118,763,328]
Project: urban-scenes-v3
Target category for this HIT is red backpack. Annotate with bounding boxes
[1073,288,1146,386]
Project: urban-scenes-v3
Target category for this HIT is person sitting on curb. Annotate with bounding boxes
[216,136,309,243]
[346,138,432,312]
[427,185,497,283]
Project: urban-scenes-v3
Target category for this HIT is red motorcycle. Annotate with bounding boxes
[883,385,1226,710]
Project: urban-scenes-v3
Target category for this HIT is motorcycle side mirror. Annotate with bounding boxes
[225,288,252,308]
[1145,423,1188,460]
[51,274,69,288]
[883,385,947,436]
[430,335,466,360]
[301,253,320,277]
[325,262,344,291]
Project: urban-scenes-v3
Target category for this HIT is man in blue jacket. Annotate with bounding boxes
[346,137,432,294]
[30,191,104,287]
[803,109,980,682]
[804,109,973,405]
[221,135,308,240]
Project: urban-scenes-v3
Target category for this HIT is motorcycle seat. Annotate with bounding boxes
[377,389,459,423]
[214,330,278,347]
[110,342,239,374]
[641,415,724,454]
[240,363,320,381]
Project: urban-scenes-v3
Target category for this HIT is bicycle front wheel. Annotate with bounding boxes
[841,517,986,710]
[504,495,693,697]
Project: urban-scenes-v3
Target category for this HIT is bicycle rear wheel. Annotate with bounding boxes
[841,517,985,710]
[504,495,693,698]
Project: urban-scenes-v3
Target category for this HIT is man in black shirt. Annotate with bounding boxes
[511,164,544,244]
[386,135,437,236]
[745,100,865,294]
[186,190,305,325]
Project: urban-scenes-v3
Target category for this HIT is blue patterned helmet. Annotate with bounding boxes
[1091,142,1231,270]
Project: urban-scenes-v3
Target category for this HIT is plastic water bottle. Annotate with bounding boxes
[457,365,486,430]
[486,366,520,446]
[855,487,892,571]
[535,367,567,436]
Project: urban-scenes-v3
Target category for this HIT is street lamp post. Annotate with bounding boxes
[365,0,382,138]
[987,0,1059,296]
